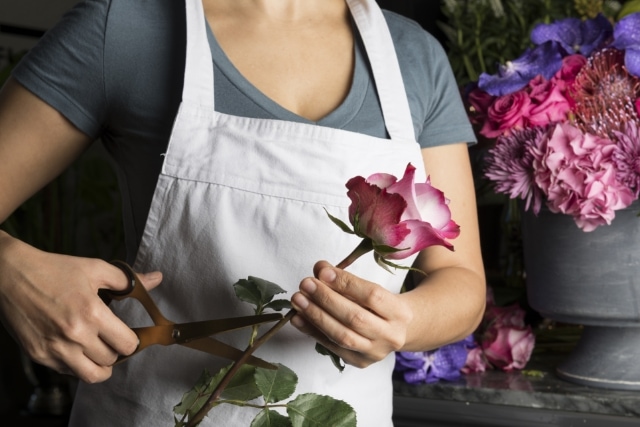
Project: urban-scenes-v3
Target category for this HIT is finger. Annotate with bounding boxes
[315,263,396,317]
[137,271,163,291]
[296,276,385,340]
[92,260,162,293]
[290,314,374,368]
[90,296,140,357]
[291,287,375,349]
[68,356,114,384]
[82,336,120,367]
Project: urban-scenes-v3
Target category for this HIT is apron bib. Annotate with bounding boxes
[70,1,424,425]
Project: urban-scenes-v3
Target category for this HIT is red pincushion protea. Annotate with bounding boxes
[572,48,640,139]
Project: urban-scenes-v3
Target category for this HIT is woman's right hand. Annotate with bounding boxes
[0,231,162,383]
[0,78,164,383]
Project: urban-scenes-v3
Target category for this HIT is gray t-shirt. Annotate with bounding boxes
[12,0,475,259]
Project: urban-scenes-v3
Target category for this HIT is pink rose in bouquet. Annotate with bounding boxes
[527,76,572,127]
[551,54,587,95]
[481,91,532,138]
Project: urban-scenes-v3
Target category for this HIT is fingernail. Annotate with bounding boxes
[319,268,336,283]
[301,279,317,294]
[292,293,310,310]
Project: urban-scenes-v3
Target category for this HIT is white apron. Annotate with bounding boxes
[70,0,425,425]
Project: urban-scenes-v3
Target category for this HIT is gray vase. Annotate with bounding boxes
[522,201,640,390]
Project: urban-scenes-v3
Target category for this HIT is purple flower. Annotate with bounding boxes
[531,14,613,56]
[484,126,550,214]
[613,120,640,197]
[612,12,640,77]
[394,335,474,384]
[478,42,565,96]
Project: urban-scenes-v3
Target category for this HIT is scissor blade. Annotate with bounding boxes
[151,313,282,345]
[182,338,277,370]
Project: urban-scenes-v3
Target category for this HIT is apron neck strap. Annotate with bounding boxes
[182,0,415,141]
[346,0,415,141]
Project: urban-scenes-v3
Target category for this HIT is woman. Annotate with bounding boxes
[0,0,485,425]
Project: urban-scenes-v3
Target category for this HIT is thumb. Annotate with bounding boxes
[137,271,163,291]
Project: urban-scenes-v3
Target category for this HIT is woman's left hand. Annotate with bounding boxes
[290,260,413,368]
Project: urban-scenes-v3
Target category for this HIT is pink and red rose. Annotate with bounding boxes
[346,163,460,260]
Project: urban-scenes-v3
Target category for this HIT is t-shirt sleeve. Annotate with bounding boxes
[384,11,477,148]
[11,0,110,139]
[418,38,477,147]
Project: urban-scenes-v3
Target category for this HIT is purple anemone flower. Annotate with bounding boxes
[478,41,564,96]
[612,12,640,77]
[531,13,613,56]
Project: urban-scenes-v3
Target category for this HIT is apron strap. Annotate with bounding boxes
[183,0,215,108]
[181,0,415,142]
[346,0,415,142]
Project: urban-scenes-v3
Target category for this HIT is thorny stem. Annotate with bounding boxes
[185,239,374,427]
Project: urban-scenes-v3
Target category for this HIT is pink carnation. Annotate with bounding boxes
[532,123,636,231]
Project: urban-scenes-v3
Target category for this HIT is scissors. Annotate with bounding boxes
[100,260,282,369]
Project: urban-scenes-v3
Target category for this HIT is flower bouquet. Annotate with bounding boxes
[468,10,640,231]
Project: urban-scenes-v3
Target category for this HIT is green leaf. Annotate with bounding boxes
[314,343,345,372]
[173,370,221,419]
[255,364,298,403]
[264,299,293,312]
[286,393,357,427]
[372,243,405,255]
[234,277,288,308]
[173,364,262,423]
[323,209,355,235]
[221,364,262,402]
[619,0,640,18]
[251,409,292,427]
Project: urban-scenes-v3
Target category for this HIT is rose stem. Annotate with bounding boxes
[185,239,373,427]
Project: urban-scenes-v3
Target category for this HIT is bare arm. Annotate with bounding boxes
[0,78,162,382]
[400,143,486,350]
[291,143,486,367]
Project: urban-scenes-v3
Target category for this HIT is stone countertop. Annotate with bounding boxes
[393,350,640,419]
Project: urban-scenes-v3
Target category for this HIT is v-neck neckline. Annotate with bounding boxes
[204,20,369,128]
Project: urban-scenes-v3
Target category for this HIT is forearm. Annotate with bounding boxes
[400,265,486,352]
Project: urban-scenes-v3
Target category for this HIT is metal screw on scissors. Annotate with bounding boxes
[100,260,282,369]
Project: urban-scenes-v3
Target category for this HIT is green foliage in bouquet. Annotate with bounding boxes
[438,0,626,86]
